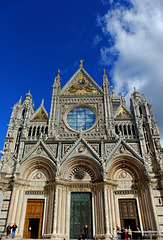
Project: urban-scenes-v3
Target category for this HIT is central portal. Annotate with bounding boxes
[70,192,93,239]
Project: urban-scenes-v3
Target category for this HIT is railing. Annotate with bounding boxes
[114,230,159,240]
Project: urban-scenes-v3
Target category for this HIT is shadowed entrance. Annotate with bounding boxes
[23,199,44,239]
[70,192,93,239]
[119,199,140,231]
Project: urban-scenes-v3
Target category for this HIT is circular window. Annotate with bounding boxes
[67,107,96,131]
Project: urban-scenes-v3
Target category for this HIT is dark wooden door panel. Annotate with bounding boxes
[119,199,140,230]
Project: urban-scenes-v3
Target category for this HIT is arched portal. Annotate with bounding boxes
[60,156,103,239]
[7,156,56,239]
[105,156,157,234]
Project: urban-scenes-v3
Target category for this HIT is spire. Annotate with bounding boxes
[53,69,61,89]
[24,90,32,103]
[57,69,60,78]
[19,96,22,104]
[121,92,126,106]
[41,99,44,107]
[102,69,109,84]
[133,87,140,99]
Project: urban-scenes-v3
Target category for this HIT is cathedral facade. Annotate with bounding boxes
[0,62,163,239]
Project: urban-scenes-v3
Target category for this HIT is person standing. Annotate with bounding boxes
[116,226,121,239]
[128,227,132,240]
[124,227,128,240]
[121,227,125,240]
[6,225,12,237]
[11,223,18,239]
[84,225,88,239]
[136,227,141,240]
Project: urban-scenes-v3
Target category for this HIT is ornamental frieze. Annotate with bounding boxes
[60,97,103,104]
[25,190,48,195]
[59,132,105,140]
[114,190,138,195]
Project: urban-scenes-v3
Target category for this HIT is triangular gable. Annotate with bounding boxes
[22,140,56,163]
[114,106,133,119]
[106,139,143,164]
[61,137,101,164]
[61,67,103,96]
[32,106,49,121]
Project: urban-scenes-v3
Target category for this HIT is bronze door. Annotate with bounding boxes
[70,192,93,239]
[23,199,44,239]
[119,199,140,230]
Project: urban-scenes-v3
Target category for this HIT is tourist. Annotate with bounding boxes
[136,227,141,240]
[11,223,18,239]
[6,224,12,237]
[124,227,128,240]
[128,227,132,240]
[84,225,88,239]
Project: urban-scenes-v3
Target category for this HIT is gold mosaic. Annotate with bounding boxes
[33,109,48,120]
[116,107,130,118]
[65,75,98,95]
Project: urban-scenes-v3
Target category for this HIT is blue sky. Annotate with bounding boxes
[0,0,163,150]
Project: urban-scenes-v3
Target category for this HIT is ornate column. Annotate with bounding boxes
[15,188,24,236]
[7,184,19,225]
[103,184,110,237]
[147,183,160,232]
[52,185,58,235]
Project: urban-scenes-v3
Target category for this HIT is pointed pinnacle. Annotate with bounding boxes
[19,96,22,104]
[41,99,44,106]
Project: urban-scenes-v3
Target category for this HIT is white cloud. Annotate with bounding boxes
[98,0,163,146]
[93,35,102,47]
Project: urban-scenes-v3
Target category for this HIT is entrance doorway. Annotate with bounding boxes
[70,192,93,239]
[28,218,40,238]
[23,199,44,239]
[119,199,140,231]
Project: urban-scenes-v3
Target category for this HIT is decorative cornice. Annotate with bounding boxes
[45,180,117,191]
[25,190,48,195]
[114,190,138,195]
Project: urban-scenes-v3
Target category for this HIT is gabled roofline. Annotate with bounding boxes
[22,139,56,164]
[114,104,134,119]
[106,138,143,164]
[30,103,49,121]
[60,67,103,95]
[61,136,102,164]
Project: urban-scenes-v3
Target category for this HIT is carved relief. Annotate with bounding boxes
[105,143,116,155]
[116,170,133,190]
[47,144,57,157]
[90,144,99,154]
[129,143,140,155]
[119,146,126,154]
[24,144,34,155]
[62,144,73,156]
[69,166,94,181]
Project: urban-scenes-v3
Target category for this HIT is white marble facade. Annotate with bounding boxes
[0,62,163,239]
